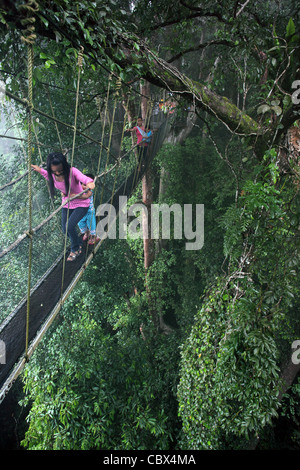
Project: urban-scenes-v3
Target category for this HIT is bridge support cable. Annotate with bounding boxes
[0,2,171,402]
[0,117,170,404]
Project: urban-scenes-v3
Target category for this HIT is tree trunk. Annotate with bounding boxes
[246,358,300,449]
[142,168,154,269]
[140,80,155,271]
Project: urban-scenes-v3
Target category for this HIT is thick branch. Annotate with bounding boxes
[179,0,227,23]
[0,1,271,151]
[119,38,260,137]
[168,39,236,63]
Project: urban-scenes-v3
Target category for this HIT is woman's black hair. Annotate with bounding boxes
[46,152,71,199]
[84,173,94,180]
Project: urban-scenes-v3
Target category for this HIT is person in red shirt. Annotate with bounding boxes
[128,117,152,166]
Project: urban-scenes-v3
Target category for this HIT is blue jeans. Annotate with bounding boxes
[138,144,148,165]
[61,207,88,253]
[78,206,97,236]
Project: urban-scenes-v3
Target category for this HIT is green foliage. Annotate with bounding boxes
[155,136,235,285]
[280,378,300,448]
[12,135,300,451]
[221,149,300,313]
[20,240,179,450]
[178,278,282,450]
[177,149,300,449]
[0,0,299,451]
[19,131,237,449]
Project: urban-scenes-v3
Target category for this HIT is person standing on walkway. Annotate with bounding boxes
[32,152,95,261]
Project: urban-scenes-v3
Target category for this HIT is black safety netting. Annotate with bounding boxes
[0,101,169,398]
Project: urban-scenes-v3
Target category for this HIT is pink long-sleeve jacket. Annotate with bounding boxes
[40,167,93,209]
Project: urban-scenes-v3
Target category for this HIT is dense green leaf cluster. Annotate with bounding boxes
[21,239,180,450]
[177,149,300,449]
[178,277,282,449]
[18,123,300,450]
[0,0,299,451]
[20,133,234,449]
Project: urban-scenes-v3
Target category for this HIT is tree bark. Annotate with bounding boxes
[140,80,155,270]
[246,358,300,449]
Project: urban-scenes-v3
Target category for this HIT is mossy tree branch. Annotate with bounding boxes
[0,0,296,158]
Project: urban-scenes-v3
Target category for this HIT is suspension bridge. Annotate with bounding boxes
[0,11,170,402]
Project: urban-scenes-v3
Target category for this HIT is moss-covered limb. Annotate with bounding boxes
[119,41,261,137]
[0,1,261,138]
[0,1,272,151]
[0,1,261,140]
[192,81,260,135]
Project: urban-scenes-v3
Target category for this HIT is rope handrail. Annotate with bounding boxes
[0,134,27,142]
[0,124,141,191]
[0,85,120,161]
[0,170,29,191]
[59,45,84,300]
[0,116,169,404]
[0,1,169,403]
[0,137,127,192]
[19,0,38,360]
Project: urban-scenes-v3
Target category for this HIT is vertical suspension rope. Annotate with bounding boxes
[83,77,132,261]
[81,78,112,261]
[119,90,132,197]
[32,120,55,211]
[25,44,34,360]
[109,78,125,209]
[98,74,116,205]
[45,84,64,153]
[19,0,39,359]
[83,76,120,258]
[60,46,84,299]
[100,78,121,223]
[94,79,112,187]
[130,94,153,193]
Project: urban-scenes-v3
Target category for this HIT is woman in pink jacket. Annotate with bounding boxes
[32,152,95,261]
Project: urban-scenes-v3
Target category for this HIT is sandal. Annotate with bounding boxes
[88,236,100,245]
[88,236,95,245]
[67,253,77,262]
[67,249,81,262]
